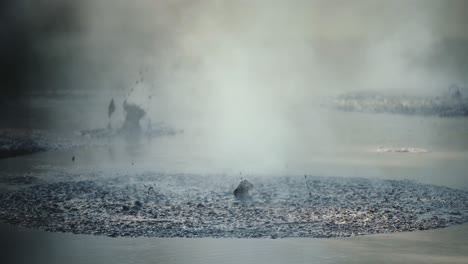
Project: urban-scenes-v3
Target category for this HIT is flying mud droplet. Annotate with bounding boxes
[108,98,115,118]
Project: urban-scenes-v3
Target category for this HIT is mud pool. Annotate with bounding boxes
[1,173,467,238]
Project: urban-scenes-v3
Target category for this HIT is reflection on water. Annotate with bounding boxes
[2,137,468,189]
[2,106,468,188]
[2,222,468,264]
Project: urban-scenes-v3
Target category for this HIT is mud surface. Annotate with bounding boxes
[0,129,77,159]
[329,90,468,117]
[1,173,467,238]
[0,124,181,160]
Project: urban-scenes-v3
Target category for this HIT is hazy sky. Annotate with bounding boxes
[2,0,468,96]
[2,0,468,129]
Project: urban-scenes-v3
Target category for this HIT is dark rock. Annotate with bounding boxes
[233,180,253,200]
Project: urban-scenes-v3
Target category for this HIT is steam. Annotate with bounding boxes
[77,0,468,173]
[4,0,468,174]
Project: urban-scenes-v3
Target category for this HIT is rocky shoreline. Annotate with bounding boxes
[1,173,467,239]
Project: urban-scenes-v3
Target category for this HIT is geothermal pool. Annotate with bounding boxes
[1,93,468,263]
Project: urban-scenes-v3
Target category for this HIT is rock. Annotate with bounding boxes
[134,200,142,207]
[233,180,253,200]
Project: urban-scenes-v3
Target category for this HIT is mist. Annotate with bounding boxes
[2,0,468,178]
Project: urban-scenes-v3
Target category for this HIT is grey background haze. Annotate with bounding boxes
[2,0,468,96]
[1,0,468,175]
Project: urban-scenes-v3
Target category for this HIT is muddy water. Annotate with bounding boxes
[2,222,468,264]
[1,93,468,263]
[3,93,468,188]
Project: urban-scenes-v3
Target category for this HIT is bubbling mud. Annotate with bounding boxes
[1,173,467,238]
[329,86,468,117]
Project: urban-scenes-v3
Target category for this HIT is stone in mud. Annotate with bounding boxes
[233,180,253,200]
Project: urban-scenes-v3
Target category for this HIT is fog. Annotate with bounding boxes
[2,0,468,178]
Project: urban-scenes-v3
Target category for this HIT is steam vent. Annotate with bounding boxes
[1,173,467,238]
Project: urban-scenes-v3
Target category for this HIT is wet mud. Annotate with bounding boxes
[1,173,467,239]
